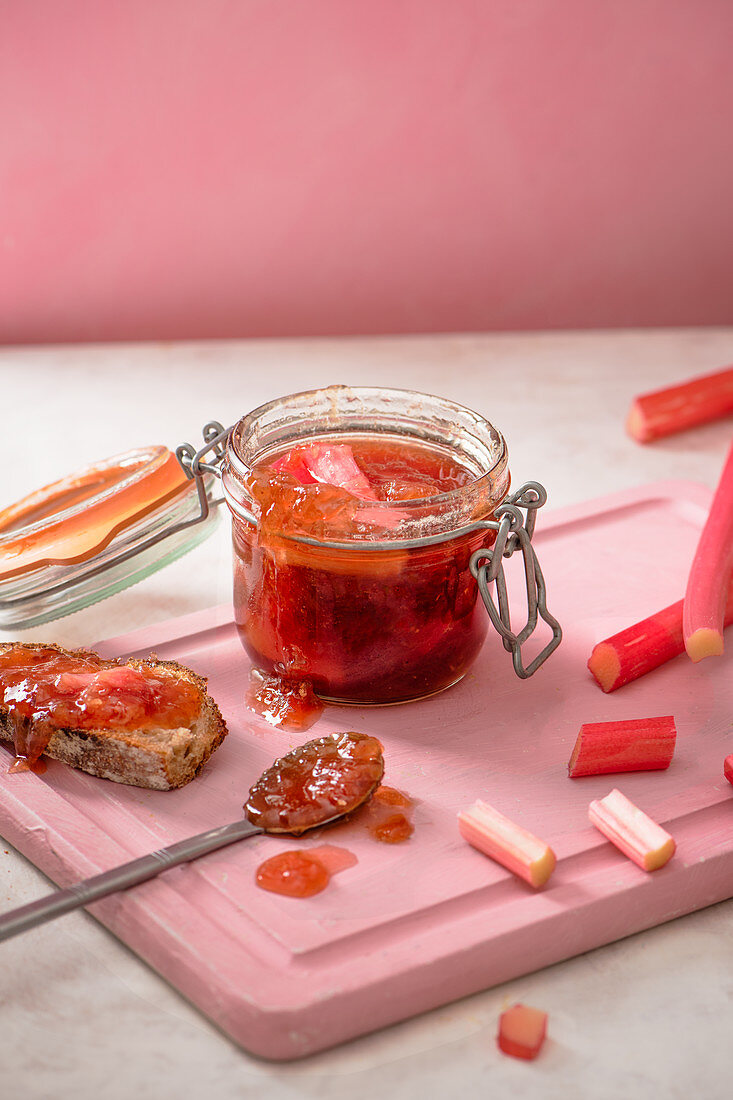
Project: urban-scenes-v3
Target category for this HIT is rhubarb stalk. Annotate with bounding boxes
[724,755,733,787]
[626,365,733,443]
[588,577,733,691]
[568,716,676,778]
[588,789,676,871]
[683,438,733,661]
[458,800,556,888]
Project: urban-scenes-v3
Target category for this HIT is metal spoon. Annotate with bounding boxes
[0,731,384,942]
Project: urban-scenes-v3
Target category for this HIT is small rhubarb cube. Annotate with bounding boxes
[458,800,556,888]
[568,716,676,778]
[497,1003,548,1060]
[724,755,733,787]
[588,789,675,872]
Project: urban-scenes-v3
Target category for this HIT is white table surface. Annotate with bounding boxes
[1,329,732,1099]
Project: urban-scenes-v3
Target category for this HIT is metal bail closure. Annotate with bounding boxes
[469,482,562,679]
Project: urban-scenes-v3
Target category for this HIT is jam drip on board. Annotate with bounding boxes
[255,845,357,898]
[0,645,200,771]
[243,731,409,899]
[244,668,324,731]
[253,784,413,900]
[244,731,384,834]
[355,785,415,844]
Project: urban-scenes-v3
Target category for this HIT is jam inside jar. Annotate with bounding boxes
[223,387,511,705]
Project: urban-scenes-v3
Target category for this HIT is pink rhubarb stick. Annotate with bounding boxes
[588,789,676,872]
[497,1004,548,1060]
[626,365,733,443]
[588,577,733,691]
[458,799,556,888]
[683,438,733,661]
[568,716,676,778]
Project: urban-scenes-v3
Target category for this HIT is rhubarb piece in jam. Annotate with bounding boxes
[254,843,357,898]
[273,443,377,500]
[234,436,498,705]
[245,668,324,731]
[244,731,384,834]
[0,645,201,771]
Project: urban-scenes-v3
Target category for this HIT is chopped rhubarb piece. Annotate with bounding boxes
[588,578,733,691]
[458,799,556,888]
[683,439,733,662]
[626,364,733,443]
[568,716,676,778]
[497,1003,548,1060]
[724,755,733,787]
[588,788,675,871]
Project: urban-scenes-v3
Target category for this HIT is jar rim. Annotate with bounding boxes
[223,385,510,545]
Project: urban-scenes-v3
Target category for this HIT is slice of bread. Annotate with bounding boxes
[0,642,227,790]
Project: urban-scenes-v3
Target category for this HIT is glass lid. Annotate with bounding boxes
[0,444,220,630]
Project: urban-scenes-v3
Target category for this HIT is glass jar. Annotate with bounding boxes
[222,386,515,705]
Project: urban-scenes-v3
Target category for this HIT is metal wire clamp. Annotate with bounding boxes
[469,482,562,678]
[175,420,230,515]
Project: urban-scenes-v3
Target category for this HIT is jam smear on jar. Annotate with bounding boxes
[234,437,495,706]
[0,645,201,772]
[245,668,324,731]
[255,844,357,898]
[244,731,384,834]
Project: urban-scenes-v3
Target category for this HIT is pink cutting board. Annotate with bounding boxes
[2,481,733,1060]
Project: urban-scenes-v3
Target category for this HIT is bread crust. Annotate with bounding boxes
[0,642,228,790]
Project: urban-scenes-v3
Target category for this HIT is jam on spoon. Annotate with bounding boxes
[0,731,384,942]
[245,731,384,833]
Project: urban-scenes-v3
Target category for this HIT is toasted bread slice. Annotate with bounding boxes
[0,642,227,790]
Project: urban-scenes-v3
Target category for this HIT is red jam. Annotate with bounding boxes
[255,850,330,897]
[0,645,201,771]
[361,785,415,844]
[244,731,384,834]
[234,437,495,705]
[254,843,357,898]
[244,668,324,731]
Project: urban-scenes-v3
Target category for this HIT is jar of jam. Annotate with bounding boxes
[220,386,560,705]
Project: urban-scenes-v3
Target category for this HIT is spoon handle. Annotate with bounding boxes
[0,818,263,943]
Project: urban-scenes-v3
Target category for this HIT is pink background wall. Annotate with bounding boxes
[1,0,732,344]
